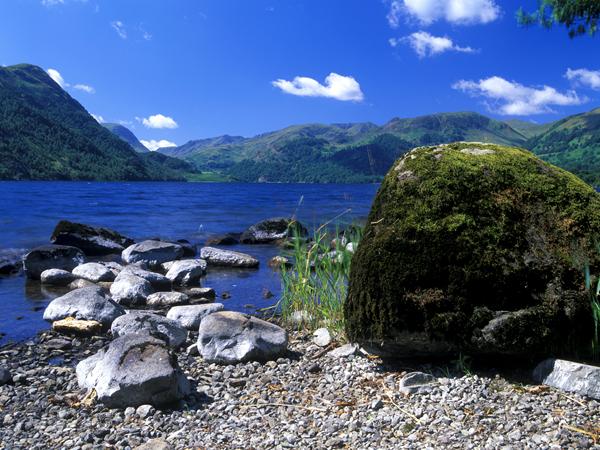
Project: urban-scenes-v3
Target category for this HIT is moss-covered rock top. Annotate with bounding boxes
[345,142,600,359]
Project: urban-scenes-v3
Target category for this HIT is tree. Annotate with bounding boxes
[517,0,600,37]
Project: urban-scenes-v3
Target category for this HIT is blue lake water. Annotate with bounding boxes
[0,181,379,344]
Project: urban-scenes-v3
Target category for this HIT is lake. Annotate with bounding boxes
[0,181,379,344]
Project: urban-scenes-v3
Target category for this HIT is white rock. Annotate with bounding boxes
[110,273,153,306]
[40,268,76,286]
[312,328,332,347]
[165,259,206,286]
[166,303,225,330]
[199,247,259,268]
[72,262,115,282]
[327,343,359,358]
[146,291,189,307]
[533,358,600,400]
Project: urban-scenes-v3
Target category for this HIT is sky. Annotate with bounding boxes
[1,0,600,150]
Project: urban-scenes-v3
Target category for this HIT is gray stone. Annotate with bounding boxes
[0,367,12,386]
[72,262,115,282]
[399,372,436,395]
[312,328,332,347]
[146,292,189,307]
[0,249,25,275]
[198,311,288,363]
[69,278,96,289]
[43,286,125,327]
[240,217,308,244]
[111,311,187,348]
[40,268,76,286]
[199,247,259,268]
[165,259,207,286]
[110,273,153,306]
[121,265,172,291]
[186,343,199,356]
[51,220,134,256]
[76,334,190,408]
[134,438,171,450]
[185,287,215,300]
[24,245,85,279]
[136,404,156,419]
[327,343,359,358]
[166,303,225,330]
[533,358,600,400]
[122,240,184,266]
[99,261,124,277]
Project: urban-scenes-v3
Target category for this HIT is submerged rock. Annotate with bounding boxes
[0,249,25,275]
[72,262,116,283]
[533,359,600,400]
[198,311,287,363]
[40,268,76,286]
[205,233,240,246]
[43,286,125,327]
[166,303,225,330]
[111,311,187,348]
[345,142,600,359]
[240,217,307,244]
[121,240,184,267]
[24,245,85,280]
[51,220,134,256]
[76,334,190,408]
[165,259,207,286]
[110,273,153,306]
[199,247,259,268]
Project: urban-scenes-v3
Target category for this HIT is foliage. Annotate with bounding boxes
[585,265,600,359]
[278,223,363,338]
[517,0,600,37]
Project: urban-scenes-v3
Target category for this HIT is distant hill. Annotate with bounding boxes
[102,123,148,153]
[504,119,553,139]
[0,64,192,181]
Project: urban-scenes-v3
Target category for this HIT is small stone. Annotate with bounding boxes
[371,398,383,410]
[307,363,321,374]
[124,407,136,417]
[0,367,12,386]
[136,404,156,419]
[312,328,332,347]
[134,438,171,450]
[52,317,102,336]
[399,372,436,394]
[186,343,199,356]
[327,343,358,358]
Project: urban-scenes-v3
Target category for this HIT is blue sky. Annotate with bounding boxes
[2,0,600,149]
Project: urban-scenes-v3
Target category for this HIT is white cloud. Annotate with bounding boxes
[41,0,65,5]
[46,68,68,88]
[452,76,586,115]
[142,31,152,41]
[111,20,127,39]
[140,114,179,129]
[392,31,476,58]
[91,113,105,123]
[387,0,500,27]
[73,83,95,94]
[272,73,364,102]
[565,68,600,90]
[140,139,177,151]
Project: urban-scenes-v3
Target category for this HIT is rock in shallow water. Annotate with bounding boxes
[76,334,190,408]
[533,358,600,400]
[240,217,308,244]
[199,247,259,268]
[122,240,184,267]
[165,259,207,286]
[51,220,134,256]
[146,291,189,307]
[121,265,172,291]
[198,311,287,363]
[0,249,25,275]
[43,286,125,327]
[111,311,187,348]
[166,303,225,330]
[40,268,76,286]
[24,245,85,280]
[110,273,153,306]
[72,262,115,282]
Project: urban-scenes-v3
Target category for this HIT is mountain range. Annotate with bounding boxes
[0,63,598,185]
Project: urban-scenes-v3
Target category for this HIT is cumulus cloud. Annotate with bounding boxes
[452,76,585,115]
[387,0,500,27]
[111,20,127,39]
[73,83,95,94]
[140,139,177,151]
[46,68,67,88]
[272,73,364,102]
[140,114,179,129]
[41,0,65,5]
[392,31,476,58]
[565,68,600,90]
[91,113,105,123]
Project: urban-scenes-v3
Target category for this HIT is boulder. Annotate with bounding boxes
[98,261,124,277]
[0,249,25,275]
[185,287,216,300]
[24,245,85,279]
[51,220,134,256]
[240,217,308,244]
[110,311,187,348]
[344,143,600,358]
[72,262,116,282]
[533,359,600,400]
[146,292,189,307]
[199,247,259,268]
[165,259,207,286]
[110,273,153,306]
[76,334,190,408]
[40,268,76,286]
[122,240,184,267]
[205,233,240,246]
[197,311,287,363]
[69,278,96,289]
[52,317,102,335]
[120,265,172,291]
[166,303,225,330]
[175,239,196,257]
[43,286,125,327]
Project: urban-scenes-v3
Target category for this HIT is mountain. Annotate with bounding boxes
[527,108,600,186]
[160,112,529,183]
[0,64,192,181]
[102,123,148,153]
[504,119,554,139]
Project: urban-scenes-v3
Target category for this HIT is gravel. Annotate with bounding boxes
[0,329,598,449]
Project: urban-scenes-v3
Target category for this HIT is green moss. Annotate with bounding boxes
[344,142,600,358]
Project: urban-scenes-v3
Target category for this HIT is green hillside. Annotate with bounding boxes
[504,119,553,139]
[102,123,148,153]
[0,64,188,181]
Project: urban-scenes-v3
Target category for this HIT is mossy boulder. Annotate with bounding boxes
[345,142,600,359]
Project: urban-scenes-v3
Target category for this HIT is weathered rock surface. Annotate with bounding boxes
[328,343,359,358]
[0,249,25,275]
[76,334,190,408]
[240,217,307,244]
[51,220,134,256]
[43,286,125,327]
[198,311,287,363]
[399,372,436,395]
[146,291,189,307]
[312,328,332,347]
[110,272,153,306]
[186,287,216,300]
[165,259,207,286]
[199,247,259,268]
[0,367,12,386]
[533,358,600,400]
[69,278,97,289]
[122,240,184,266]
[72,262,116,282]
[166,303,225,330]
[205,233,240,246]
[111,312,187,348]
[120,265,172,291]
[40,268,77,286]
[24,245,85,279]
[345,142,600,358]
[52,317,102,335]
